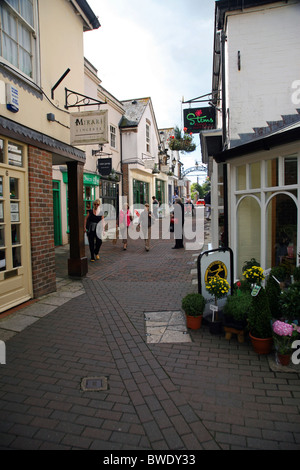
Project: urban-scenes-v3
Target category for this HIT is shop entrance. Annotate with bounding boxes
[0,139,32,312]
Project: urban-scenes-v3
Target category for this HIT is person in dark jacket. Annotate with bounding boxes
[172,197,184,249]
[84,199,104,261]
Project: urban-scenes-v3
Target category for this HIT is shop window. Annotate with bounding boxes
[237,196,261,278]
[8,142,23,167]
[266,158,278,187]
[133,179,149,206]
[0,139,4,164]
[284,155,297,186]
[236,165,246,191]
[266,193,297,271]
[249,162,261,189]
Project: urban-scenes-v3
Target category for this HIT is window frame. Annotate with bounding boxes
[0,0,39,84]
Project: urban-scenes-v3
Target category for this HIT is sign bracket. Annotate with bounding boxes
[65,88,106,109]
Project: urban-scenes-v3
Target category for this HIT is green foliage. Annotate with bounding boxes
[223,291,252,322]
[242,258,260,271]
[270,265,287,282]
[265,273,282,319]
[182,293,205,317]
[247,288,272,338]
[168,126,196,153]
[292,266,300,282]
[279,283,300,321]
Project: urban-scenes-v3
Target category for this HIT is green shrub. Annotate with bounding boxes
[182,293,205,317]
[247,288,272,338]
[223,291,252,322]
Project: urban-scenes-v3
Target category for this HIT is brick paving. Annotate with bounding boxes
[0,220,300,450]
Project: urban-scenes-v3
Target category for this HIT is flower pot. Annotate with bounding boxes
[249,332,273,355]
[277,352,291,366]
[186,315,202,330]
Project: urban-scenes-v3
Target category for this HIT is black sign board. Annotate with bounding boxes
[183,107,216,134]
[97,158,112,176]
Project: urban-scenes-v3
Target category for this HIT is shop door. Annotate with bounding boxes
[53,181,62,246]
[0,166,32,313]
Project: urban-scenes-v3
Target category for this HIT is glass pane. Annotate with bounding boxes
[12,245,21,268]
[266,158,278,187]
[11,224,20,245]
[10,177,19,199]
[8,142,23,167]
[0,202,3,223]
[249,162,261,189]
[0,227,4,246]
[1,7,17,40]
[237,197,261,278]
[236,165,246,190]
[20,0,34,27]
[0,140,4,164]
[2,34,18,67]
[0,249,6,272]
[284,156,297,185]
[10,201,19,222]
[0,176,3,197]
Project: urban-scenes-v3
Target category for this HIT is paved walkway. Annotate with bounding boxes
[0,220,300,450]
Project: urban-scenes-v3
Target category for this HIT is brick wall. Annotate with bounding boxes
[122,163,129,198]
[28,145,56,298]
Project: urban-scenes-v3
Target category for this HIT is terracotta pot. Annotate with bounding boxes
[249,332,273,355]
[186,315,202,330]
[277,352,291,366]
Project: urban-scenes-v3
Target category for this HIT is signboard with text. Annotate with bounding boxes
[183,107,216,134]
[70,110,108,146]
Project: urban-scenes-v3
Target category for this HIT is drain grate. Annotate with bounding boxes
[81,376,108,391]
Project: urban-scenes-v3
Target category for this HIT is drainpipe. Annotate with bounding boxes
[221,30,229,248]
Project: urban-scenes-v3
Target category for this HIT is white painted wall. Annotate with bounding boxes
[225,2,300,143]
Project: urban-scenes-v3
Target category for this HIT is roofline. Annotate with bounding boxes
[214,124,300,162]
[72,0,101,30]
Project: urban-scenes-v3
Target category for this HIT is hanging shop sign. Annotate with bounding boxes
[197,248,234,301]
[183,107,215,134]
[70,110,108,146]
[97,158,112,176]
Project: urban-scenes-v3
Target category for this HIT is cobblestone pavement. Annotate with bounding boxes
[0,219,300,450]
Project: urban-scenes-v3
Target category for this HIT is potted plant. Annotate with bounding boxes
[223,288,252,342]
[247,286,273,354]
[168,126,196,154]
[272,320,300,365]
[205,276,230,334]
[181,293,205,330]
[279,282,300,323]
[243,265,265,286]
[265,268,283,319]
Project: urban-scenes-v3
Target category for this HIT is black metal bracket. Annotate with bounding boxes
[65,88,106,110]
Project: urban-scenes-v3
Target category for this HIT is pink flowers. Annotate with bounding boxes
[272,320,293,337]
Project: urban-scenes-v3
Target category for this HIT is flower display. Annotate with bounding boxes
[167,126,196,153]
[243,266,265,284]
[272,320,300,355]
[206,276,230,302]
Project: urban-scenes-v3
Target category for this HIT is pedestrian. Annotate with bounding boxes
[84,199,104,262]
[172,197,184,249]
[138,203,154,251]
[152,196,158,218]
[119,203,133,250]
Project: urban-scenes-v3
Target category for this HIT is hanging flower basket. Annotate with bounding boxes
[168,126,196,153]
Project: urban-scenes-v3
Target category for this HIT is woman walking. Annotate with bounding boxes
[85,199,104,261]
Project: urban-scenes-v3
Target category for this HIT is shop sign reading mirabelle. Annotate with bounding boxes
[70,110,108,146]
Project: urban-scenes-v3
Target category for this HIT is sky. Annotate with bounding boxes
[83,0,216,183]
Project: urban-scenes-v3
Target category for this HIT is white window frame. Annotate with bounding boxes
[146,123,150,153]
[110,125,116,149]
[0,0,40,85]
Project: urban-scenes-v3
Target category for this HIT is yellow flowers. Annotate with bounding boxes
[206,276,230,299]
[243,266,265,284]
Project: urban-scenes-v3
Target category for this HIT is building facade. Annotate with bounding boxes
[200,0,300,278]
[0,0,100,312]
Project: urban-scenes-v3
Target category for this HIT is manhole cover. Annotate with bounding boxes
[81,376,108,391]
